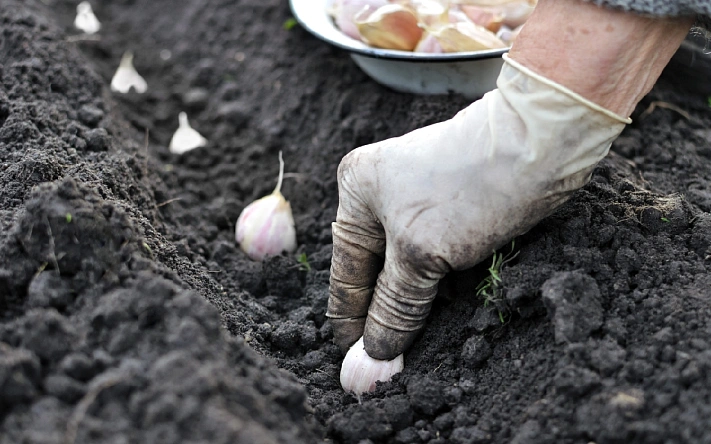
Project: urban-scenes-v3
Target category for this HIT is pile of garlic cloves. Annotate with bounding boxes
[329,0,535,52]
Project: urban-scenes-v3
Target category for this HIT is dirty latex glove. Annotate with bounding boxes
[327,54,631,360]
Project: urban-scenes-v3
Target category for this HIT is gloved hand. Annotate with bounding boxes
[327,54,630,360]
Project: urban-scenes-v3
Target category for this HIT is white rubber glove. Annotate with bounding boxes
[327,54,631,360]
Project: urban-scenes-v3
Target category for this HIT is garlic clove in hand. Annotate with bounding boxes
[355,4,423,51]
[111,51,148,94]
[74,1,101,35]
[169,112,207,154]
[235,152,297,261]
[340,337,404,395]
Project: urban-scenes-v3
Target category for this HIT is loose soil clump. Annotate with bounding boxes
[2,1,711,442]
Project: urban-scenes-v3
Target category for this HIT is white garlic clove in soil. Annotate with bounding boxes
[340,337,404,395]
[169,112,207,154]
[74,1,101,35]
[235,152,297,261]
[355,4,423,51]
[110,51,148,94]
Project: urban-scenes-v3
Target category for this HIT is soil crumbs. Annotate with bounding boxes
[1,0,711,443]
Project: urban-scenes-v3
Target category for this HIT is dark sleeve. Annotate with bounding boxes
[586,0,711,28]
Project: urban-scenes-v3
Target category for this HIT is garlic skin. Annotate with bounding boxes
[169,112,207,154]
[235,152,297,261]
[74,1,101,35]
[340,337,404,395]
[356,4,423,51]
[110,52,148,94]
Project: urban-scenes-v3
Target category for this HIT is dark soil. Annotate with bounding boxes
[2,0,711,442]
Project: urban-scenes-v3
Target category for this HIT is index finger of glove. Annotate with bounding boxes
[327,151,385,354]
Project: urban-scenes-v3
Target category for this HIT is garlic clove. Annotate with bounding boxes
[340,337,404,395]
[414,31,443,53]
[74,1,101,35]
[407,0,449,28]
[355,4,423,51]
[455,0,535,28]
[235,152,297,261]
[498,0,536,28]
[169,112,207,154]
[430,21,506,52]
[460,5,504,33]
[110,51,148,94]
[330,0,388,41]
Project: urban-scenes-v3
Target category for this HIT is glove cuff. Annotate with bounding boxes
[502,53,632,125]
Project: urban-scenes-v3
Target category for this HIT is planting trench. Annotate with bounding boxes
[2,0,711,442]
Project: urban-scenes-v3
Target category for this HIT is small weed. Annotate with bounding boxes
[661,216,670,223]
[707,96,711,107]
[297,252,311,272]
[65,213,72,223]
[476,240,519,322]
[283,17,298,31]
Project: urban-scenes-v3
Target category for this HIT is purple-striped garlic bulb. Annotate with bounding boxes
[235,152,297,261]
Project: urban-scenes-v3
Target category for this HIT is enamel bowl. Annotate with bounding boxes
[289,0,509,98]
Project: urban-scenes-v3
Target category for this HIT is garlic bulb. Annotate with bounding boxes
[235,152,297,261]
[74,1,101,35]
[355,4,423,51]
[110,52,148,94]
[169,112,207,154]
[340,337,404,395]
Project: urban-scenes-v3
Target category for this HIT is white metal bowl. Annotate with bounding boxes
[289,0,509,98]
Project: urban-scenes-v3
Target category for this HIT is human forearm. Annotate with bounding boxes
[509,0,693,117]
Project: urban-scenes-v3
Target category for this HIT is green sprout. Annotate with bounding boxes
[297,252,311,272]
[283,17,298,31]
[707,96,711,108]
[65,213,72,223]
[661,217,670,223]
[476,240,519,323]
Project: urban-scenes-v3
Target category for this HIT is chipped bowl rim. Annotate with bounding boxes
[289,0,509,62]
